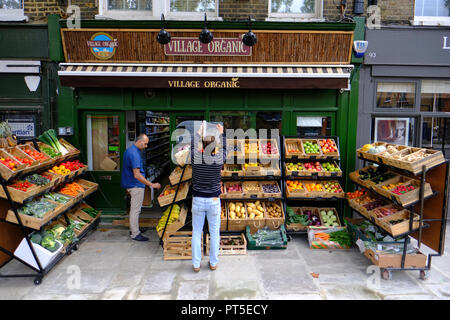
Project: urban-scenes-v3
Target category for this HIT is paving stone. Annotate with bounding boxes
[21,293,102,300]
[140,270,177,294]
[369,271,431,297]
[383,294,439,300]
[109,270,146,288]
[101,287,130,300]
[136,294,174,300]
[265,293,324,300]
[176,281,209,300]
[322,284,383,300]
[85,228,130,242]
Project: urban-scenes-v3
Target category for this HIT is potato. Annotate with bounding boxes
[229,203,235,211]
[247,203,255,208]
[240,207,246,214]
[255,201,260,206]
[229,211,236,219]
[235,205,241,212]
[247,207,253,213]
[257,205,264,212]
[249,213,255,219]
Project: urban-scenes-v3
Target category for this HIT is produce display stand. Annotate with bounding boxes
[282,136,345,237]
[346,149,449,280]
[0,138,100,285]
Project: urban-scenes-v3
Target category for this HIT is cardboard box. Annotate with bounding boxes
[143,185,153,206]
[364,248,427,268]
[100,156,118,171]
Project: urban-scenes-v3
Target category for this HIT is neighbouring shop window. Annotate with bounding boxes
[420,80,450,112]
[210,112,251,133]
[414,0,450,25]
[108,0,152,10]
[372,117,415,146]
[268,0,322,20]
[0,0,27,21]
[376,82,416,109]
[422,117,450,158]
[170,0,215,13]
[87,115,121,171]
[256,112,282,132]
[297,116,331,137]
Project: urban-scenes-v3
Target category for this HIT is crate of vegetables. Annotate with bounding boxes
[223,181,244,199]
[242,181,263,198]
[376,177,433,207]
[0,149,27,181]
[286,206,321,231]
[6,197,60,230]
[37,142,63,161]
[58,181,87,201]
[284,138,303,159]
[377,210,421,237]
[260,181,282,198]
[205,233,247,256]
[58,138,80,159]
[157,182,190,207]
[246,225,288,250]
[220,202,227,231]
[74,178,99,198]
[17,143,52,168]
[349,165,388,189]
[245,200,266,233]
[37,129,74,161]
[308,227,352,250]
[0,180,39,203]
[227,201,247,232]
[14,234,64,270]
[263,200,285,230]
[318,208,342,227]
[259,138,280,160]
[5,146,39,174]
[169,165,192,185]
[222,164,244,178]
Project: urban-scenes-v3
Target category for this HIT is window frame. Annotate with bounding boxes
[373,78,421,113]
[0,0,28,22]
[413,0,450,26]
[266,0,324,22]
[96,0,221,21]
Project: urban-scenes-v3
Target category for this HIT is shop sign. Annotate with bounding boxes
[6,116,35,138]
[168,78,240,89]
[164,37,251,56]
[87,32,119,60]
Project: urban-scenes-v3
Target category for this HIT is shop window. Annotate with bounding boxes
[0,0,27,21]
[267,0,323,21]
[210,112,251,133]
[376,82,416,109]
[97,0,219,20]
[86,115,121,171]
[420,80,450,112]
[372,117,415,146]
[256,112,282,131]
[414,0,450,26]
[297,116,331,137]
[422,117,450,158]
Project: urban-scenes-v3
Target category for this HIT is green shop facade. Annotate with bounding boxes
[51,17,364,219]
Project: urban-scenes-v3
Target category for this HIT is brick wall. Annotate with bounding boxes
[69,0,98,20]
[24,0,97,22]
[219,0,268,21]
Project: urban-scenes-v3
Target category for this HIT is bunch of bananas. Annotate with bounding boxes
[156,204,181,232]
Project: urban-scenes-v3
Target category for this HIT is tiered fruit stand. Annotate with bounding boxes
[0,138,100,285]
[282,136,346,236]
[347,142,449,279]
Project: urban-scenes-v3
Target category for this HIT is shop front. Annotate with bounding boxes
[357,27,450,162]
[53,18,362,217]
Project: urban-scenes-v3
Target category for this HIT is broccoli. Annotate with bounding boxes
[41,235,58,252]
[30,233,42,245]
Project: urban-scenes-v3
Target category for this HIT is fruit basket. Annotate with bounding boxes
[302,181,326,198]
[263,200,285,230]
[284,138,303,159]
[368,204,404,223]
[244,139,259,160]
[285,180,306,198]
[169,165,192,185]
[321,161,342,177]
[223,181,244,199]
[321,181,345,198]
[157,182,190,207]
[259,138,280,160]
[301,139,322,158]
[221,163,244,177]
[318,139,339,158]
[0,149,27,181]
[260,181,282,198]
[5,146,39,175]
[242,181,263,198]
[243,161,261,176]
[357,142,387,162]
[17,144,52,168]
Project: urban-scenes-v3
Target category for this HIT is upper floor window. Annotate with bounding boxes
[0,0,28,21]
[267,0,323,21]
[98,0,220,20]
[414,0,450,26]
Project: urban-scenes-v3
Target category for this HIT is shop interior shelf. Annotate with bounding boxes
[147,141,170,152]
[147,131,170,137]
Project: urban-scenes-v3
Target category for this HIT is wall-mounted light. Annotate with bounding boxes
[199,13,213,44]
[242,16,257,47]
[157,14,171,45]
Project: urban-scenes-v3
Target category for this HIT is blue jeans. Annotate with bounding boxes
[191,196,221,268]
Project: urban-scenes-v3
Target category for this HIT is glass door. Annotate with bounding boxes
[292,112,336,137]
[80,111,126,212]
[422,117,450,159]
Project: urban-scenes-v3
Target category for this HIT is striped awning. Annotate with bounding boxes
[58,63,353,89]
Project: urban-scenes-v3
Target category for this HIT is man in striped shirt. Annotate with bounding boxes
[191,123,226,272]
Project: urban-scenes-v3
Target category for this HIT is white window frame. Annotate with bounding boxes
[413,0,450,26]
[0,0,28,22]
[96,0,221,21]
[266,0,323,22]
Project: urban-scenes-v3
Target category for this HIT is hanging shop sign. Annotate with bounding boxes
[6,115,36,138]
[164,37,251,56]
[87,32,119,60]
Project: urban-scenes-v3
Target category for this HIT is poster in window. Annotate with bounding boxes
[374,118,409,146]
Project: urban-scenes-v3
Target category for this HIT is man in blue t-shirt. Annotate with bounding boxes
[121,133,161,241]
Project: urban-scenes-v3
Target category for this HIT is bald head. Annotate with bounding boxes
[135,133,149,150]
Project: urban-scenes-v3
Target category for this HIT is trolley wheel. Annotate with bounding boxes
[73,243,79,251]
[420,270,430,280]
[34,277,42,285]
[382,269,392,280]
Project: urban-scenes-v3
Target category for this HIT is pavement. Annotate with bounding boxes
[1,223,450,300]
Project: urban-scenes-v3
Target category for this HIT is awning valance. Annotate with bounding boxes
[58,63,353,89]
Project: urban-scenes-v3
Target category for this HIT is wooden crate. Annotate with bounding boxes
[245,200,266,233]
[205,234,247,256]
[360,142,387,162]
[226,139,245,160]
[169,165,192,185]
[59,138,80,159]
[259,161,281,177]
[5,146,40,174]
[263,200,285,230]
[243,139,259,160]
[260,181,282,198]
[317,139,340,159]
[222,181,244,199]
[393,148,445,174]
[157,205,188,240]
[285,161,325,177]
[17,144,53,168]
[286,207,318,230]
[221,164,244,178]
[0,172,58,203]
[284,138,304,159]
[300,139,322,158]
[259,138,280,160]
[242,181,263,199]
[321,161,343,177]
[321,181,345,199]
[74,178,99,198]
[368,204,404,223]
[376,144,409,167]
[373,175,410,199]
[377,210,421,237]
[5,198,61,230]
[220,202,227,232]
[226,201,247,232]
[243,162,262,176]
[157,182,190,207]
[285,180,306,198]
[302,181,326,198]
[163,231,197,261]
[0,149,27,181]
[318,207,342,227]
[36,142,64,161]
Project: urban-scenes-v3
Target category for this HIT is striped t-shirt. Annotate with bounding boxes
[190,134,227,198]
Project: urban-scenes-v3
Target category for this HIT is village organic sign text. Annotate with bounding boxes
[168,78,240,88]
[165,37,251,56]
